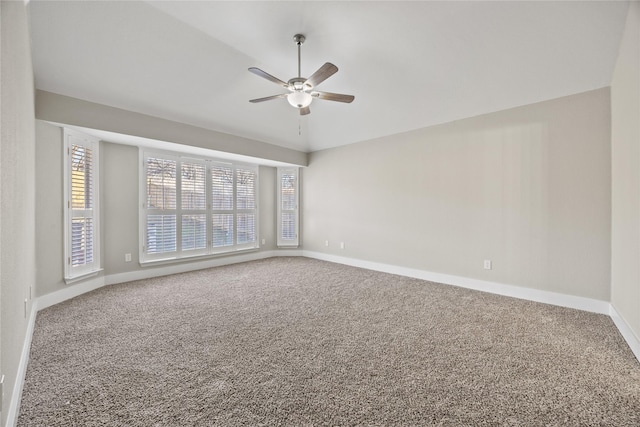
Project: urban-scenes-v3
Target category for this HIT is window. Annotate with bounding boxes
[141,151,258,263]
[277,167,299,247]
[64,129,101,281]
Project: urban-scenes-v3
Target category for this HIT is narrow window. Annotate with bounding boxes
[181,161,207,255]
[277,167,299,247]
[64,129,100,281]
[236,166,257,248]
[144,155,177,259]
[211,163,235,251]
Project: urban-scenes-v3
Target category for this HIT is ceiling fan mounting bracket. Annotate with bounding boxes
[293,34,305,45]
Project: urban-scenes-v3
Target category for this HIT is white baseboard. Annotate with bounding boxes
[104,250,288,286]
[6,299,38,427]
[302,251,610,315]
[609,304,640,363]
[34,251,301,312]
[37,275,105,311]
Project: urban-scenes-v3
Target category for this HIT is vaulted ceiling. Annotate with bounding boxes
[28,1,629,153]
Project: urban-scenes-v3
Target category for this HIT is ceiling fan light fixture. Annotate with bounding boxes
[287,91,312,108]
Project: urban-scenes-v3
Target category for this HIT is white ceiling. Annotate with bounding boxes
[28,1,629,153]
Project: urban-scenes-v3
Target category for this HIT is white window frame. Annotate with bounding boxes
[139,149,259,264]
[140,152,180,262]
[63,128,101,282]
[180,158,209,257]
[277,167,299,248]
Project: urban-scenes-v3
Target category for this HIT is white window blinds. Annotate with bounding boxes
[277,167,299,247]
[145,157,177,255]
[211,164,234,249]
[181,161,207,253]
[236,167,257,247]
[64,129,100,281]
[141,151,258,263]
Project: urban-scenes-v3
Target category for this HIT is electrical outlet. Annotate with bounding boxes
[340,242,345,249]
[125,253,132,262]
[261,238,266,245]
[325,240,329,247]
[484,260,492,270]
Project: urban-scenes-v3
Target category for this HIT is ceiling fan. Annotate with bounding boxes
[249,34,354,116]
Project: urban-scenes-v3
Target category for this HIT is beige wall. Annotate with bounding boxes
[101,142,139,275]
[35,121,280,296]
[611,2,640,342]
[1,1,37,425]
[303,88,611,301]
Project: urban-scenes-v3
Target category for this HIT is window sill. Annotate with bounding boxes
[65,268,103,285]
[139,247,260,267]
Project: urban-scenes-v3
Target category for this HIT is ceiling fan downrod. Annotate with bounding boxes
[293,34,305,79]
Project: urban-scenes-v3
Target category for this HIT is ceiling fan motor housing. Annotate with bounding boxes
[288,77,312,91]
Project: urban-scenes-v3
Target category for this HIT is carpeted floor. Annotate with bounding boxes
[17,257,640,426]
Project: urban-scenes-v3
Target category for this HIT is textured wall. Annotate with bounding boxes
[1,1,37,424]
[303,88,611,301]
[611,2,640,343]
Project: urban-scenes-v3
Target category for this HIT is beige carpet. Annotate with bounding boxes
[17,257,640,426]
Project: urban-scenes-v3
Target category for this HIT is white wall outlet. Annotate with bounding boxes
[340,242,345,249]
[484,260,492,270]
[261,238,266,245]
[325,240,329,247]
[125,253,132,262]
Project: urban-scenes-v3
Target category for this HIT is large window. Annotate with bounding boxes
[141,151,258,263]
[64,129,101,281]
[277,167,299,247]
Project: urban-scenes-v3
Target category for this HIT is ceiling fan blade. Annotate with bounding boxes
[248,67,289,88]
[249,93,288,103]
[305,62,338,88]
[300,106,310,116]
[311,91,355,103]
